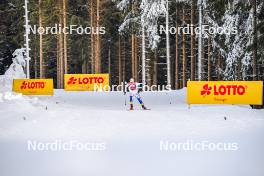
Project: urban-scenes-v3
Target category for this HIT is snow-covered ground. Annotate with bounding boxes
[0,89,264,176]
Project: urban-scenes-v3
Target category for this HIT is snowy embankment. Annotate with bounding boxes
[0,75,13,92]
[0,89,264,176]
[0,75,21,102]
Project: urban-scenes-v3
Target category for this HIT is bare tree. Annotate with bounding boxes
[95,0,101,73]
[198,0,203,80]
[63,0,68,74]
[153,49,157,86]
[175,7,179,89]
[208,37,211,81]
[182,9,186,87]
[141,21,146,86]
[131,34,136,79]
[118,35,122,85]
[165,0,171,86]
[217,51,221,80]
[190,0,195,81]
[39,0,44,78]
[89,0,95,73]
[252,0,258,80]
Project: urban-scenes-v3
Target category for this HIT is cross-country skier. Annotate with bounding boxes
[126,78,148,110]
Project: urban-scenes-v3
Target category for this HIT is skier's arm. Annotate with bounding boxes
[123,82,129,95]
[136,83,143,93]
[123,81,126,95]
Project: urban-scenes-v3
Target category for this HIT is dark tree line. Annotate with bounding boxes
[0,0,263,89]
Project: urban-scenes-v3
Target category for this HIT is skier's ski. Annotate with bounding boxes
[126,108,151,111]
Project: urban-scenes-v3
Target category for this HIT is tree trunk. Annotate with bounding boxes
[146,51,151,86]
[201,45,204,80]
[81,48,86,73]
[175,8,179,89]
[190,0,195,81]
[131,3,136,81]
[217,51,221,80]
[165,0,171,86]
[134,36,138,81]
[59,5,64,88]
[153,49,157,86]
[63,0,68,75]
[39,0,44,78]
[131,34,135,79]
[252,0,258,80]
[118,35,122,85]
[90,0,95,73]
[182,9,186,87]
[57,36,60,88]
[108,44,111,84]
[34,34,38,78]
[237,56,242,80]
[198,1,203,80]
[208,37,211,81]
[122,37,126,82]
[95,0,101,73]
[141,22,146,86]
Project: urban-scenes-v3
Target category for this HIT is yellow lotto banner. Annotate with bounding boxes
[64,74,109,91]
[187,81,263,105]
[13,79,54,95]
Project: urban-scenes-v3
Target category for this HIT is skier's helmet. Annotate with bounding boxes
[130,78,135,83]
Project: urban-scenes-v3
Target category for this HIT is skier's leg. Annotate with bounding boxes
[136,94,147,109]
[129,95,133,110]
[136,96,143,105]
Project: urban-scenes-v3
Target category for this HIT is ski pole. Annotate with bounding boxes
[124,92,127,106]
[123,81,127,108]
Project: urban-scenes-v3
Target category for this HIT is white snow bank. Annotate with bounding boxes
[0,75,14,93]
[0,48,27,99]
[0,48,27,92]
[0,75,24,102]
[4,48,26,79]
[0,90,264,176]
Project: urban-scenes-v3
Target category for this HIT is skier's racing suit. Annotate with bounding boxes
[127,82,145,109]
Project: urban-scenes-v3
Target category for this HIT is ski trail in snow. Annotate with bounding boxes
[0,90,264,176]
